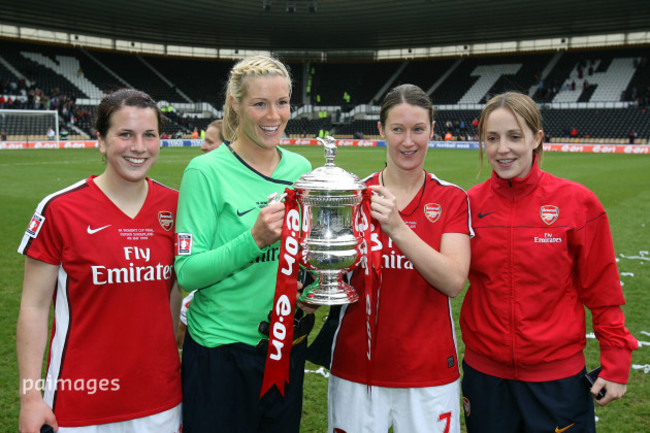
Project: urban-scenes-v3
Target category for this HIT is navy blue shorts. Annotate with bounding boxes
[182,331,307,433]
[461,360,595,433]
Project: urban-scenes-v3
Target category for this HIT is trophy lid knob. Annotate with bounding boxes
[294,136,365,191]
[318,136,337,166]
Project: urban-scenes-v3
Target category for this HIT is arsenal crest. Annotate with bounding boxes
[540,205,559,225]
[424,203,441,223]
[158,211,174,231]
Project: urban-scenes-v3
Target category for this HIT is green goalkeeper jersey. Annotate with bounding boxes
[175,144,312,348]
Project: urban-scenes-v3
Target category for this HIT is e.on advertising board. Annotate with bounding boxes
[542,143,649,154]
[0,139,648,154]
[0,140,97,150]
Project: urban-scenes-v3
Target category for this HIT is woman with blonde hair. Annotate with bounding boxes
[175,55,312,432]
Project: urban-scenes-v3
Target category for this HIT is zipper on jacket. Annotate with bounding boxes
[509,182,518,378]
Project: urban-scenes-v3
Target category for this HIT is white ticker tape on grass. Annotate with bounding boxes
[304,367,330,378]
[632,364,650,374]
[617,250,647,286]
[619,251,649,261]
[634,330,650,374]
[638,331,650,348]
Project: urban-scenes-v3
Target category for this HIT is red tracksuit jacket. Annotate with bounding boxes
[460,161,637,383]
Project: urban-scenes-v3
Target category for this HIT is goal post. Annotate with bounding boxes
[0,109,59,145]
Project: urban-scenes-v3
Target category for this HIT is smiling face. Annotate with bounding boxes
[484,107,543,180]
[379,102,434,172]
[232,75,290,151]
[97,105,160,184]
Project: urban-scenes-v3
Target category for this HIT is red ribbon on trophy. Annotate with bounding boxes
[357,188,382,389]
[260,186,381,397]
[260,188,301,397]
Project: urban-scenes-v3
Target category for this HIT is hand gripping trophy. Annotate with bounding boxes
[261,136,376,396]
[293,136,369,305]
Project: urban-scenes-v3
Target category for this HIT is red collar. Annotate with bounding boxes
[490,155,543,199]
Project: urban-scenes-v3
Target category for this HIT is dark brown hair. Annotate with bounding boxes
[95,88,162,138]
[379,84,434,127]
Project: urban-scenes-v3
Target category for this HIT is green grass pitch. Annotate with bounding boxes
[0,146,648,432]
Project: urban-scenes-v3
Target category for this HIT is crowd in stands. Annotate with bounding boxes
[1,40,648,143]
[1,77,92,138]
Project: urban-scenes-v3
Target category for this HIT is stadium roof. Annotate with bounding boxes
[3,0,650,54]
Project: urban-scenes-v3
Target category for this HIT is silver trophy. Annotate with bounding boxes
[294,136,366,305]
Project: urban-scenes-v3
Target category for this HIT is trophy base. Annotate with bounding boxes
[300,278,359,306]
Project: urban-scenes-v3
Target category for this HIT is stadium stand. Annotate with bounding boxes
[144,56,234,108]
[1,38,648,143]
[286,117,333,138]
[0,39,89,99]
[334,119,380,139]
[87,50,181,102]
[542,107,650,143]
[309,61,402,107]
[392,58,458,103]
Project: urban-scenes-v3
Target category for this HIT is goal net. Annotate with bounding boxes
[0,109,59,143]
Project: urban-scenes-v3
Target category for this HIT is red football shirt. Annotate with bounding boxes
[18,176,182,426]
[331,171,472,387]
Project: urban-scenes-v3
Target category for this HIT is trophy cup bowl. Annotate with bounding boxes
[294,137,366,305]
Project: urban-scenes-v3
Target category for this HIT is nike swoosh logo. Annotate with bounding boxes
[87,224,111,234]
[236,208,255,217]
[478,212,495,219]
[555,423,575,433]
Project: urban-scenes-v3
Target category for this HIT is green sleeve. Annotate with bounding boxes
[174,166,263,290]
